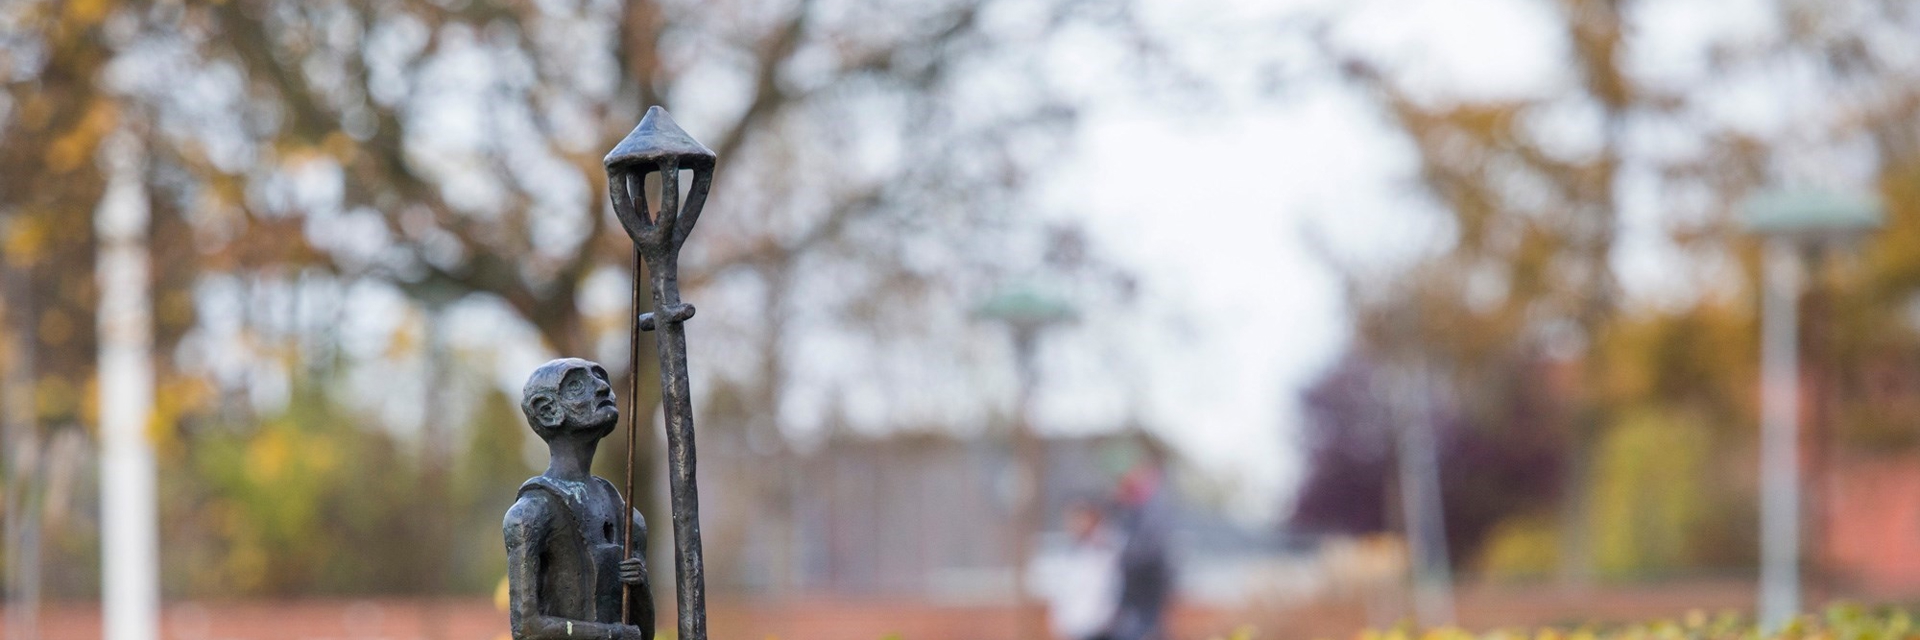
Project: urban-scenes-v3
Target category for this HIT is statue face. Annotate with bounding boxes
[556,363,619,432]
[522,358,619,440]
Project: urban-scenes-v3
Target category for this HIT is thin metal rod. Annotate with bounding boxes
[622,246,643,625]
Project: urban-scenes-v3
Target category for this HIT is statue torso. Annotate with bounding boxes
[515,475,630,624]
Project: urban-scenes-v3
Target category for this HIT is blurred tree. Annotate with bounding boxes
[1321,0,1637,578]
[1,0,156,610]
[2,0,1157,599]
[1299,0,1920,582]
[129,0,1140,371]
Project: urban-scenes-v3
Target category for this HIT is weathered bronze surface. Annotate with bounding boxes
[502,106,714,640]
[504,358,655,640]
[607,106,717,640]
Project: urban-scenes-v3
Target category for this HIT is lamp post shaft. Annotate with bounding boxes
[98,127,158,640]
[642,224,708,640]
[1759,238,1802,631]
[973,285,1076,640]
[1011,329,1044,640]
[1393,361,1454,627]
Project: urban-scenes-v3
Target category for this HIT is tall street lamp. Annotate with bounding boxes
[976,283,1076,640]
[97,127,158,640]
[1739,188,1881,631]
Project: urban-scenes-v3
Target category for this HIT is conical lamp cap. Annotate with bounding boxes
[604,106,716,170]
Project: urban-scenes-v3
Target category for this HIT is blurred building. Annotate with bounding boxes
[1824,454,1920,596]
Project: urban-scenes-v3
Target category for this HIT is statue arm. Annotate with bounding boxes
[506,495,637,640]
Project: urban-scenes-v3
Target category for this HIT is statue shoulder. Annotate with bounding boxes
[590,475,624,500]
[503,481,562,534]
[591,477,644,516]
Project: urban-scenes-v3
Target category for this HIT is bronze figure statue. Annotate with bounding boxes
[504,358,654,640]
[504,105,718,640]
[503,105,721,638]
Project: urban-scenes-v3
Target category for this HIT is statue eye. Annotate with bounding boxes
[566,380,585,394]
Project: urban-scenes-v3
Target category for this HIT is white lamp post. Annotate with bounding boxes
[97,128,159,640]
[975,283,1076,640]
[1739,188,1881,631]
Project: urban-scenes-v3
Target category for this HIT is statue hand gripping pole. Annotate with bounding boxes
[606,106,716,640]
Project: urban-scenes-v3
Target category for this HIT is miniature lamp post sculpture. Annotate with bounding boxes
[975,284,1076,640]
[1739,188,1881,631]
[606,107,717,640]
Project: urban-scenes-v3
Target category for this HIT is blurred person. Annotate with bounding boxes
[504,358,655,640]
[1038,498,1124,640]
[1110,454,1174,640]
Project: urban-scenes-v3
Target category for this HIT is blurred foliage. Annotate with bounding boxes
[1299,0,1645,579]
[1291,354,1563,566]
[171,387,399,594]
[1589,410,1712,578]
[1474,516,1559,581]
[1348,604,1920,640]
[160,379,532,596]
[1291,0,1920,582]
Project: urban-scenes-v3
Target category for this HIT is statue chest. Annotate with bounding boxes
[528,477,630,623]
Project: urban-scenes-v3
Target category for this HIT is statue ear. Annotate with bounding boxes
[529,393,563,428]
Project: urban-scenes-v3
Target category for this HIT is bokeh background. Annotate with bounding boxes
[5,0,1920,638]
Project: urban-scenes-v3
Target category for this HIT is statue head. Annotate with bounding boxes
[521,358,620,443]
